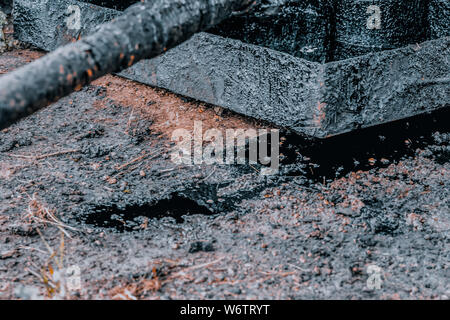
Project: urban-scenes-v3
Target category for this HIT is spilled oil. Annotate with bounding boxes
[79,108,448,233]
[278,108,450,182]
[83,195,213,232]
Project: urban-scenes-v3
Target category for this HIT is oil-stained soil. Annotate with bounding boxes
[0,47,449,300]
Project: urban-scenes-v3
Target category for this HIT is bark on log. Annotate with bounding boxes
[0,0,253,129]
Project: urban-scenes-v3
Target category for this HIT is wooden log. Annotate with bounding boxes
[0,0,253,129]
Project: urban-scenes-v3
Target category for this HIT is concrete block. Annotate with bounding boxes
[13,0,450,137]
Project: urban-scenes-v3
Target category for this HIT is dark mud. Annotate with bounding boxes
[0,49,448,299]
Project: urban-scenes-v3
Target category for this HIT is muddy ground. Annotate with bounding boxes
[0,43,449,298]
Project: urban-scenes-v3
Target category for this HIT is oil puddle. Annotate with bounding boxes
[82,195,213,232]
[279,108,450,182]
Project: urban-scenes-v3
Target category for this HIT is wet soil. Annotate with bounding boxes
[0,48,448,300]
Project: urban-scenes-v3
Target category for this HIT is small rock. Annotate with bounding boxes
[3,191,12,199]
[1,249,16,259]
[213,107,223,115]
[230,287,242,295]
[188,241,215,253]
[14,285,42,300]
[337,207,360,217]
[106,176,117,184]
[68,195,83,203]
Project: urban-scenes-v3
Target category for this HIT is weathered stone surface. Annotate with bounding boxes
[429,0,450,38]
[13,0,119,51]
[123,33,323,136]
[209,0,334,63]
[12,0,450,138]
[321,38,449,136]
[122,34,450,138]
[334,0,429,60]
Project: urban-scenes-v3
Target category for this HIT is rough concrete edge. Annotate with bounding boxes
[321,36,450,137]
[120,32,324,138]
[13,0,119,51]
[12,0,450,138]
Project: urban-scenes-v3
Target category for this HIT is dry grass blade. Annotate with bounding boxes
[7,149,80,160]
[22,195,80,238]
[26,230,72,299]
